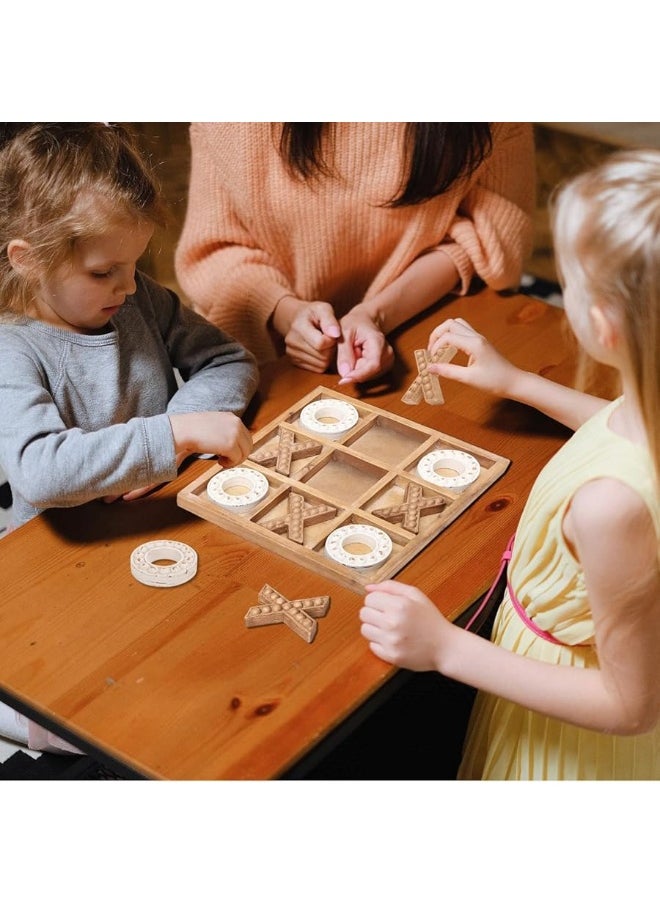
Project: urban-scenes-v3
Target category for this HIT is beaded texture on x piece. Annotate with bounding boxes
[244,584,331,642]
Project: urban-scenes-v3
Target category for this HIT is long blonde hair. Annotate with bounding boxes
[0,122,166,315]
[550,149,660,490]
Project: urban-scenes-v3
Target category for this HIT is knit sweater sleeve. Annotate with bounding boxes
[0,277,258,527]
[437,122,535,293]
[0,329,176,521]
[136,273,259,416]
[175,123,536,363]
[175,124,293,363]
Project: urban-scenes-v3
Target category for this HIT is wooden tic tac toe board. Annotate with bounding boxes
[177,388,510,593]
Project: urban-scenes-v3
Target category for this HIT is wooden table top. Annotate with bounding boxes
[0,288,593,780]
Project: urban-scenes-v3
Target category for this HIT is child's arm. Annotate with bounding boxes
[104,275,258,503]
[112,411,253,503]
[360,481,660,735]
[0,312,254,513]
[427,317,607,431]
[140,273,259,418]
[167,411,252,466]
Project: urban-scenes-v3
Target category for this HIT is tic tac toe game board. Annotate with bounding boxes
[177,387,510,593]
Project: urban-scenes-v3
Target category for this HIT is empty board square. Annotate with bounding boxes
[302,452,386,504]
[344,417,429,467]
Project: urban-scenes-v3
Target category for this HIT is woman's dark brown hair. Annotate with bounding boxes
[279,122,493,207]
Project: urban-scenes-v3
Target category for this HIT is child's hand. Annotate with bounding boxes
[169,411,253,468]
[427,317,519,397]
[360,580,454,671]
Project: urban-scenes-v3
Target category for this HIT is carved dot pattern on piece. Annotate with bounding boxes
[324,524,393,569]
[372,482,447,534]
[249,425,322,476]
[288,491,305,544]
[415,349,444,405]
[260,493,336,544]
[244,584,331,643]
[130,540,198,588]
[300,399,359,440]
[207,467,269,512]
[401,346,458,405]
[416,449,481,490]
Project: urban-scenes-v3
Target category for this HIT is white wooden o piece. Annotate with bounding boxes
[207,467,269,513]
[325,524,392,569]
[416,449,480,490]
[300,399,359,440]
[130,540,198,588]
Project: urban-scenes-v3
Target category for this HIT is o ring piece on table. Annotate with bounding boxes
[300,399,359,441]
[206,467,269,513]
[416,449,480,491]
[130,540,198,588]
[325,524,393,569]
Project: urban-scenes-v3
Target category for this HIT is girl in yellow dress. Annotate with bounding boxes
[359,149,660,780]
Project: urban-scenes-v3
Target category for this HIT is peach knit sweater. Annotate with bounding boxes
[175,123,535,364]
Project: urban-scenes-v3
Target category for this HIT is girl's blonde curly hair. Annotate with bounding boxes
[0,122,167,316]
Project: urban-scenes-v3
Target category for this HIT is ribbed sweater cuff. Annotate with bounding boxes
[142,414,178,483]
[438,242,474,295]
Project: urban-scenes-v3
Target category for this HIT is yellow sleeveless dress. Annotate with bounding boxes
[458,398,660,780]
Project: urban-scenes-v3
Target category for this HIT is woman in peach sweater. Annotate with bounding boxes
[175,123,535,383]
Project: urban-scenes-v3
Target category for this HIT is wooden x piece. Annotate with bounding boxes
[260,492,336,544]
[372,482,446,534]
[244,584,331,643]
[401,346,457,405]
[249,426,322,476]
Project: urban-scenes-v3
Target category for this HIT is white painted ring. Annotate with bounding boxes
[325,524,392,569]
[130,540,198,588]
[207,467,269,512]
[416,449,480,490]
[300,399,359,440]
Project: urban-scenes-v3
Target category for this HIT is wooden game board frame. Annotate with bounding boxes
[177,387,510,594]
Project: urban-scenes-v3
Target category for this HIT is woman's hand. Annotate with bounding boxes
[360,579,455,671]
[272,295,341,373]
[427,317,519,397]
[336,305,394,385]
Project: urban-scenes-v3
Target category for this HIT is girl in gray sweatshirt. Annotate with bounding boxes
[0,122,259,531]
[0,122,259,755]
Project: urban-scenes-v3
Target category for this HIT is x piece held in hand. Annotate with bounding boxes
[401,346,457,405]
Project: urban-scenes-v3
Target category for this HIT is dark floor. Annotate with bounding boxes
[0,751,130,780]
[289,672,478,781]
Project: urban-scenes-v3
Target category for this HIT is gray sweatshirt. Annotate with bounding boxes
[0,271,259,527]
